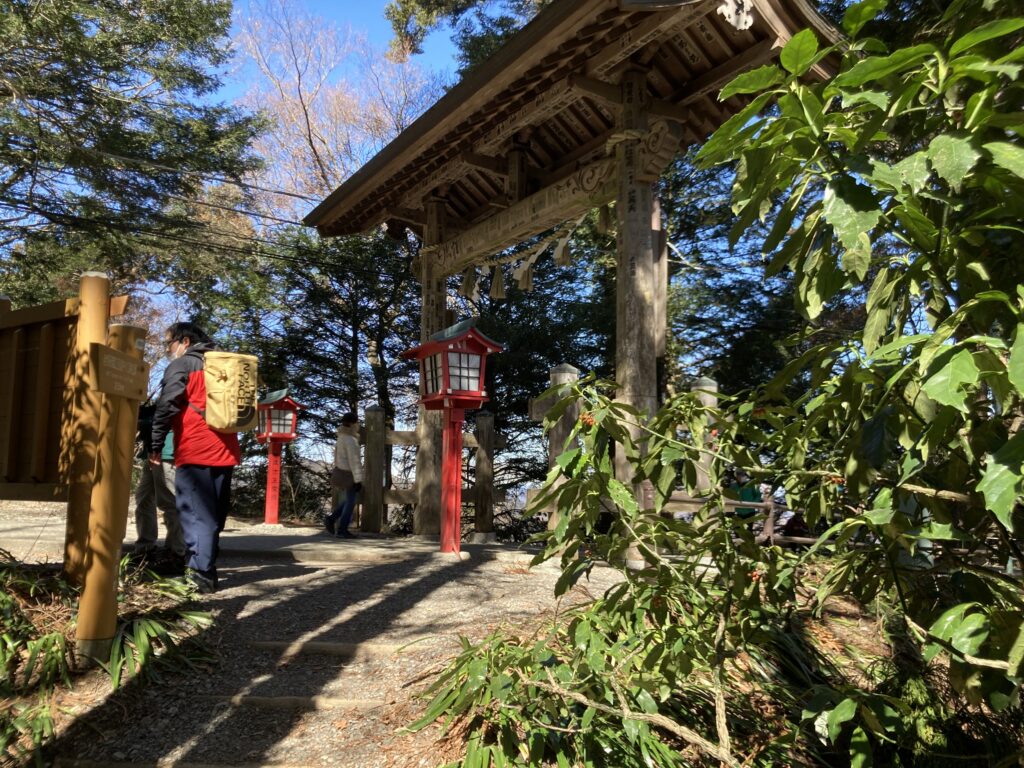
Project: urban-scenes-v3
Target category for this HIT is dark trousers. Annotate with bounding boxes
[176,465,233,580]
[326,486,359,533]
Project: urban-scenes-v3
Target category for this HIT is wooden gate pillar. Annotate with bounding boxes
[63,272,111,584]
[692,376,719,493]
[616,70,658,570]
[76,324,147,662]
[415,195,447,536]
[363,405,385,532]
[470,411,495,542]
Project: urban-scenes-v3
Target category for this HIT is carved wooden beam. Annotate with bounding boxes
[674,37,783,106]
[535,127,616,188]
[391,207,426,226]
[570,74,690,123]
[422,157,619,276]
[461,152,507,177]
[475,79,579,154]
[586,0,716,78]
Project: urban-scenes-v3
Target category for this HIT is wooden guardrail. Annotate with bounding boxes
[358,407,505,534]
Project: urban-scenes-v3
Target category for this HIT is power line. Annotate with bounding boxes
[3,134,322,203]
[23,163,307,227]
[0,193,414,282]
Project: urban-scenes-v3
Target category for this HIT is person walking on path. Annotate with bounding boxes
[150,322,240,593]
[133,401,185,573]
[325,412,363,538]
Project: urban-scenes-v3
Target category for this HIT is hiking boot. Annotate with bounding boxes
[185,569,217,594]
[324,520,336,535]
[337,530,357,539]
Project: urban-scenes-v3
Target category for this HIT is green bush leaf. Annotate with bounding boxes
[950,18,1024,56]
[893,152,931,192]
[928,134,981,191]
[978,432,1024,529]
[719,64,785,100]
[823,176,881,250]
[850,726,873,767]
[781,29,819,75]
[921,348,980,411]
[1009,324,1024,394]
[984,141,1024,180]
[834,44,936,87]
[843,0,888,36]
[827,697,858,742]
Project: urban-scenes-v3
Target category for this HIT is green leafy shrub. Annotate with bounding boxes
[410,1,1024,765]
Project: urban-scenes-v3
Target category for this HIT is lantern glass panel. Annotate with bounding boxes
[423,354,442,395]
[271,409,293,434]
[447,351,481,392]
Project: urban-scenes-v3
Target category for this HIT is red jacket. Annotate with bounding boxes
[151,342,240,467]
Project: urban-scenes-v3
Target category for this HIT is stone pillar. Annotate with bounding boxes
[545,364,580,532]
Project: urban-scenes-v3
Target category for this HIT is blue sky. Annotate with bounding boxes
[230,0,458,77]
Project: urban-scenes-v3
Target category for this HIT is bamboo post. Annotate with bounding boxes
[363,405,385,532]
[63,272,111,584]
[471,411,495,543]
[545,364,580,532]
[76,324,146,664]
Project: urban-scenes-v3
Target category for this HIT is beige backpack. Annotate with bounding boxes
[201,351,259,432]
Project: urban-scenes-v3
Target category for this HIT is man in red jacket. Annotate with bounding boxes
[150,322,240,594]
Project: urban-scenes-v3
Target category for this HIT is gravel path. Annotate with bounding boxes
[1,503,622,768]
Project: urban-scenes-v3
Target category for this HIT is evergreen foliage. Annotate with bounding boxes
[0,0,262,301]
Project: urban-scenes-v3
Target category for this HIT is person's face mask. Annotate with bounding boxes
[166,339,184,360]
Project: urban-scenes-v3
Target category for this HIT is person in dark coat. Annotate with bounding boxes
[150,322,240,593]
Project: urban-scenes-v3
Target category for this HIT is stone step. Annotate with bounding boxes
[195,694,386,711]
[245,640,403,660]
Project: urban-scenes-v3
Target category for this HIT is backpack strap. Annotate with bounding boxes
[188,403,206,419]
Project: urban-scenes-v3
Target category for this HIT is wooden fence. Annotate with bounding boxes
[357,406,503,536]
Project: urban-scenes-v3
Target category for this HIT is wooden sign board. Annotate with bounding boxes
[89,342,148,400]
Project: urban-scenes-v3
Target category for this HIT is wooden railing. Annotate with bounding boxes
[358,407,504,534]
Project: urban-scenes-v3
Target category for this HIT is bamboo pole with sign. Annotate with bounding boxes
[63,273,111,584]
[76,324,148,663]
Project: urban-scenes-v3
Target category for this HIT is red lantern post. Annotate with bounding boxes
[256,390,306,525]
[402,320,502,553]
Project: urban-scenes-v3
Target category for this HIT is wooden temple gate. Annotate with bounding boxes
[305,0,839,535]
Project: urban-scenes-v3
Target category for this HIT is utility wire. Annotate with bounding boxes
[3,134,322,203]
[19,163,307,227]
[0,194,413,281]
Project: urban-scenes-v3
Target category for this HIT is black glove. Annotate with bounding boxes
[352,482,363,492]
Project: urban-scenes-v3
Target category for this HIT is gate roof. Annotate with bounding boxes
[305,0,838,254]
